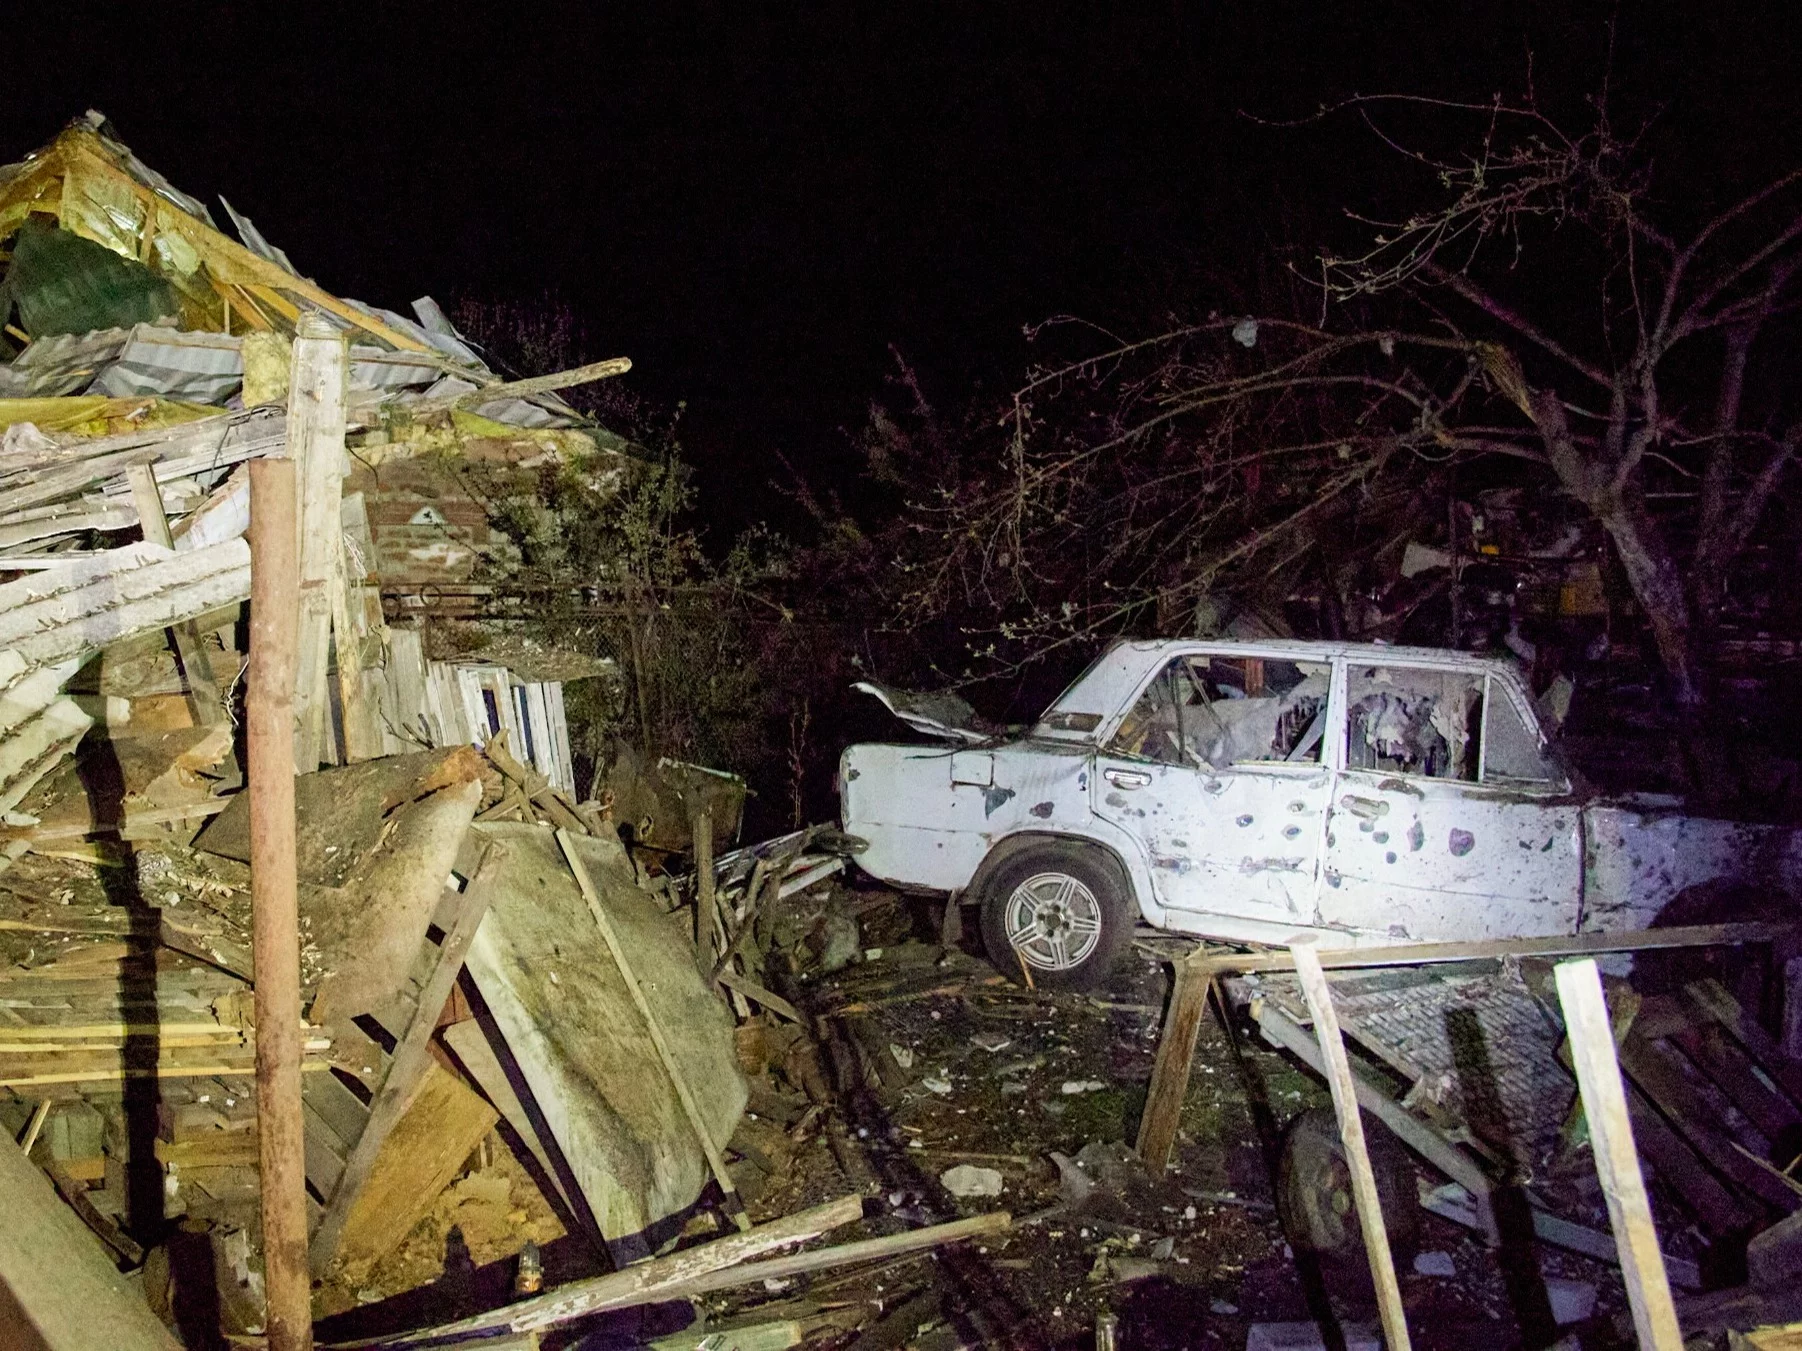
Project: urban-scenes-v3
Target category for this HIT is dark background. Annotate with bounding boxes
[10,3,1801,543]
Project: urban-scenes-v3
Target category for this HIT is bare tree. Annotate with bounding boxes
[1320,90,1802,714]
[896,82,1802,788]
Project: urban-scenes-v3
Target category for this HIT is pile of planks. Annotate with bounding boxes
[1605,976,1802,1240]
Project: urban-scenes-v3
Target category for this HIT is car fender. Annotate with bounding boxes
[963,823,1166,927]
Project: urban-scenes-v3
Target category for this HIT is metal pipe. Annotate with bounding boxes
[248,456,312,1351]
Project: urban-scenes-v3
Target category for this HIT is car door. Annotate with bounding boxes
[1318,661,1581,942]
[1092,652,1334,926]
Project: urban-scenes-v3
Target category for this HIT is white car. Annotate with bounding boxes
[838,638,1802,988]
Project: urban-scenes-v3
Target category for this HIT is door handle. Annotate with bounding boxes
[1104,768,1151,789]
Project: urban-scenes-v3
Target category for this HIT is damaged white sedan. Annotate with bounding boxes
[839,639,1802,988]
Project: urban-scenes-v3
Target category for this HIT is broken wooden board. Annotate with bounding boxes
[308,844,500,1275]
[0,654,90,818]
[460,822,747,1247]
[0,538,251,671]
[0,1127,182,1349]
[331,1060,498,1277]
[194,746,487,887]
[17,723,232,840]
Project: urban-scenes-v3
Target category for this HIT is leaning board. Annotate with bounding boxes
[461,822,747,1243]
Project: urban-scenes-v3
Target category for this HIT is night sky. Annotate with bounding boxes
[11,2,1801,539]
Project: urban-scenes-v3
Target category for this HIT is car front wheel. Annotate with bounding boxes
[978,843,1133,991]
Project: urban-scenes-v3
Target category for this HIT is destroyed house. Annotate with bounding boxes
[0,113,809,1339]
[0,110,634,801]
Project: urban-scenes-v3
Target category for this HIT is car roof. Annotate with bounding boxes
[1122,636,1524,675]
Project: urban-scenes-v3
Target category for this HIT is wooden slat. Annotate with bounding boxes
[1682,979,1802,1109]
[1671,1024,1801,1144]
[303,1069,372,1149]
[1187,922,1795,979]
[1621,1075,1758,1236]
[1554,960,1684,1351]
[1289,940,1411,1351]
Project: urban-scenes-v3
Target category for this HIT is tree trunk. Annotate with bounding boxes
[1528,390,1728,803]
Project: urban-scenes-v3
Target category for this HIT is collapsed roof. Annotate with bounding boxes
[0,110,599,427]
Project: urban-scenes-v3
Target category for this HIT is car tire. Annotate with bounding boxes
[978,841,1134,991]
[1276,1106,1420,1288]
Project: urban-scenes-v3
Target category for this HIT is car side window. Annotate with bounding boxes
[1109,663,1186,764]
[1110,657,1330,768]
[1482,685,1560,785]
[1343,664,1482,781]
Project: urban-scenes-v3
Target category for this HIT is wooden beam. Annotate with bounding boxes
[1554,959,1683,1351]
[447,357,631,409]
[556,828,751,1231]
[1134,956,1212,1174]
[1290,939,1412,1351]
[287,314,349,771]
[308,845,502,1275]
[125,464,227,728]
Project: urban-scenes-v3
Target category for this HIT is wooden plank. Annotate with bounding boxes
[1188,922,1795,979]
[716,970,805,1025]
[0,1128,181,1349]
[308,848,500,1274]
[1289,939,1411,1351]
[287,314,350,772]
[1670,1023,1801,1144]
[125,464,226,727]
[303,1069,372,1149]
[1554,959,1684,1351]
[556,828,751,1230]
[1135,953,1211,1174]
[333,1061,497,1273]
[666,1209,1010,1298]
[1620,1077,1759,1235]
[373,1192,866,1344]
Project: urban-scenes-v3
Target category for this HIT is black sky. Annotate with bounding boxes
[11,3,1802,539]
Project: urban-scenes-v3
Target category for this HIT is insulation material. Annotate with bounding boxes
[0,653,90,816]
[461,822,747,1246]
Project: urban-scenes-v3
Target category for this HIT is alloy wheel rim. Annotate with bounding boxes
[1004,871,1104,971]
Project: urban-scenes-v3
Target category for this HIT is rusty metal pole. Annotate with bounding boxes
[248,456,312,1351]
